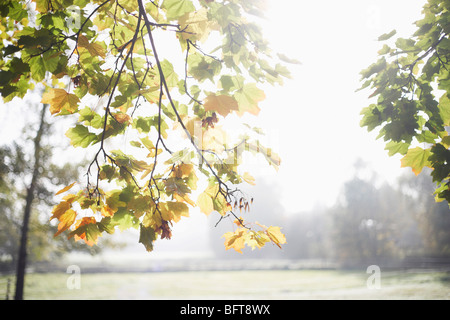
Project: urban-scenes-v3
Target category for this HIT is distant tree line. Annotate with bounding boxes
[210,164,450,268]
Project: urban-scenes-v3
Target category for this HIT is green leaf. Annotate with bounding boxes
[162,0,195,21]
[395,38,417,51]
[360,58,387,79]
[111,208,139,231]
[276,53,301,65]
[234,83,265,116]
[29,56,46,81]
[378,29,396,41]
[439,94,450,126]
[139,224,157,252]
[66,124,99,148]
[160,59,178,88]
[400,147,431,175]
[385,140,410,156]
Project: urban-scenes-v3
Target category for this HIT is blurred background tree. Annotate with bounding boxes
[0,95,118,296]
[208,160,450,268]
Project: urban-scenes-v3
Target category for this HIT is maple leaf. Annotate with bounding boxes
[166,201,190,223]
[173,192,196,207]
[400,147,431,175]
[178,8,219,42]
[223,228,246,253]
[243,172,256,185]
[245,231,270,250]
[41,88,80,115]
[54,209,77,237]
[69,217,101,246]
[55,182,76,195]
[234,84,266,116]
[173,163,194,179]
[50,200,71,221]
[113,112,131,124]
[197,190,214,215]
[197,184,228,216]
[139,224,157,252]
[77,34,106,59]
[266,226,287,249]
[204,94,239,117]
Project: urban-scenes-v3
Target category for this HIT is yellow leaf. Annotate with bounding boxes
[266,226,286,249]
[166,201,189,223]
[173,192,196,207]
[204,94,239,117]
[77,34,106,58]
[62,193,78,204]
[201,126,228,153]
[173,163,194,179]
[146,148,163,158]
[223,228,246,253]
[50,200,71,221]
[197,190,214,215]
[41,88,80,115]
[197,184,228,216]
[55,182,76,196]
[243,172,256,185]
[101,205,116,217]
[178,8,219,43]
[245,231,270,250]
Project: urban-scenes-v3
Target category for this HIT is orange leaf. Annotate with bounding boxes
[113,113,131,124]
[55,182,76,195]
[204,94,239,117]
[50,201,71,221]
[54,209,77,237]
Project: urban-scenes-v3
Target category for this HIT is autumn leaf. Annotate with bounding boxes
[204,94,239,117]
[234,84,266,116]
[69,217,101,246]
[165,201,190,223]
[243,172,256,185]
[50,200,71,221]
[173,163,194,179]
[139,224,157,252]
[197,184,228,216]
[4,0,291,253]
[266,226,287,249]
[113,112,131,124]
[173,192,196,207]
[178,8,219,42]
[197,190,214,215]
[400,147,431,175]
[77,34,106,59]
[55,182,76,195]
[41,88,80,115]
[223,228,246,253]
[245,231,270,250]
[54,208,77,237]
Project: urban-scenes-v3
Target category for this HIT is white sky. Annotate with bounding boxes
[251,0,426,213]
[0,0,428,255]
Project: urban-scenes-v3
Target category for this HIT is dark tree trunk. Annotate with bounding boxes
[14,104,47,300]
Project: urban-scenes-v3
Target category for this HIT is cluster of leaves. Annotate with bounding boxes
[0,0,293,252]
[359,0,450,204]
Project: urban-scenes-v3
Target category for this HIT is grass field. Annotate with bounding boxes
[1,269,450,300]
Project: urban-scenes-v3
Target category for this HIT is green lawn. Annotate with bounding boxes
[1,269,450,300]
